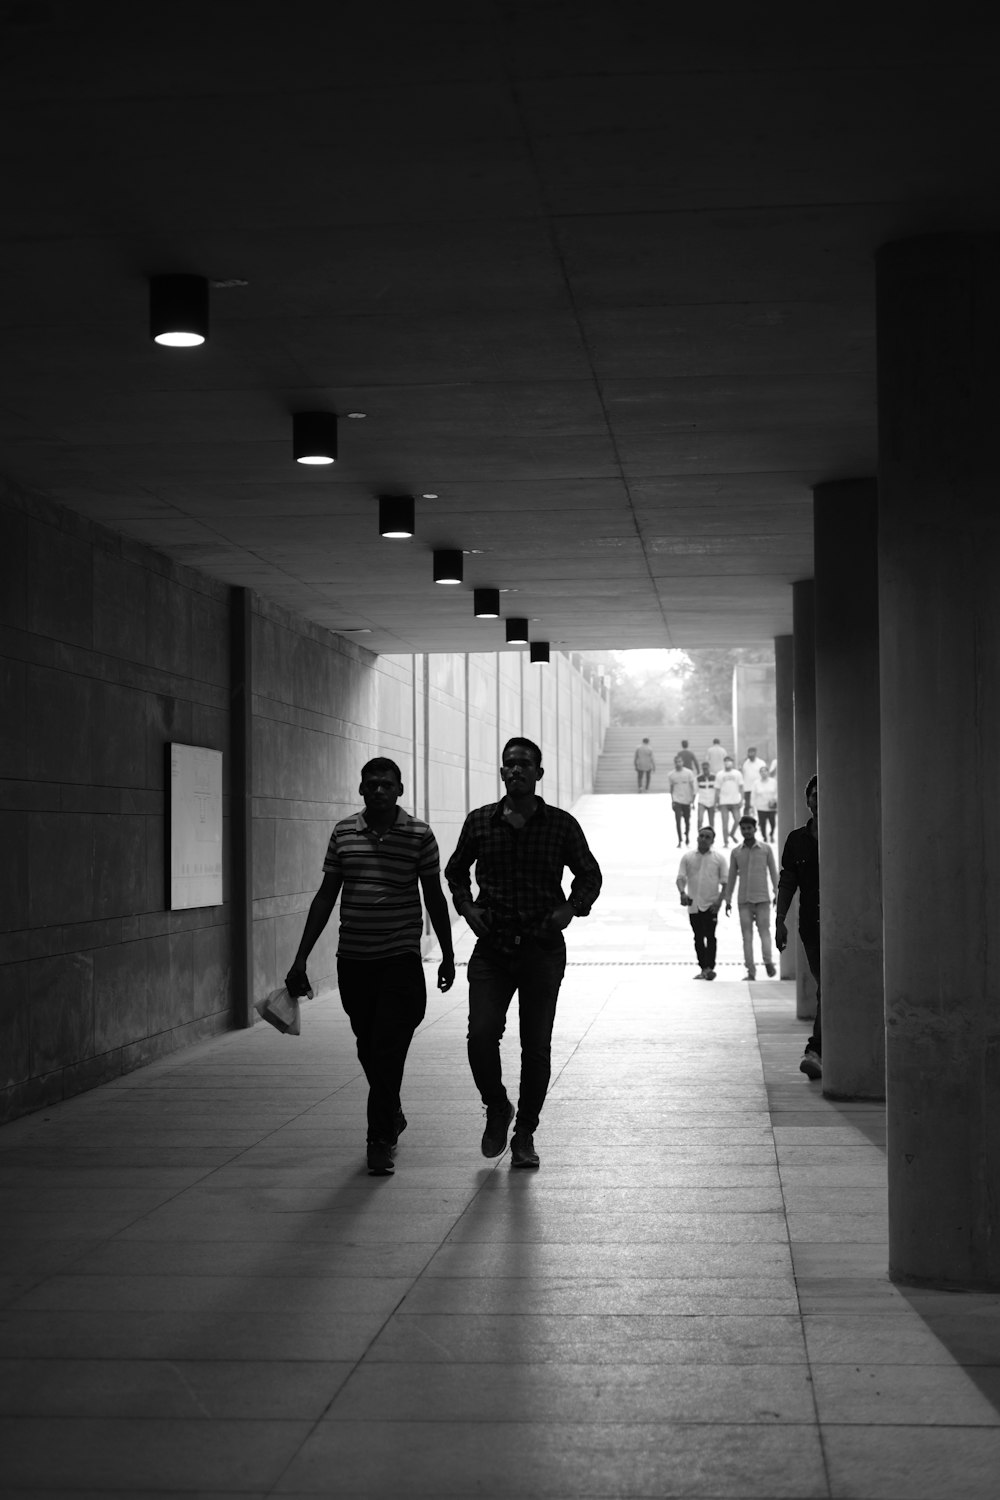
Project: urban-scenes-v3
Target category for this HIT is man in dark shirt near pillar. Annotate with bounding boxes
[775,774,821,1080]
[445,737,602,1170]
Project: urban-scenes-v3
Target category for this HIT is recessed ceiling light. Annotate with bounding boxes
[421,492,438,499]
[347,412,367,419]
[462,549,484,555]
[499,587,519,593]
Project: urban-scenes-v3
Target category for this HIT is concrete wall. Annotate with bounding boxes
[1,484,608,1122]
[0,484,232,1123]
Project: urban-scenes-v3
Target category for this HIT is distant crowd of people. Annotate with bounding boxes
[634,736,777,847]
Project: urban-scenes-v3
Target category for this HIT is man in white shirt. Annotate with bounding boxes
[714,756,744,847]
[725,814,779,980]
[667,753,697,847]
[677,825,729,979]
[696,760,717,830]
[741,746,763,815]
[705,738,728,775]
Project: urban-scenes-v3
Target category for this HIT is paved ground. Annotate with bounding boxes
[1,794,999,1498]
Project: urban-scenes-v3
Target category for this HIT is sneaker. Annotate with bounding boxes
[765,962,776,977]
[481,1099,515,1157]
[510,1130,540,1169]
[693,970,706,980]
[390,1109,407,1145]
[800,1049,823,1081]
[705,969,716,980]
[744,969,756,981]
[367,1141,395,1176]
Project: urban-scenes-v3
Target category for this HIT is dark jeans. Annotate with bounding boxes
[637,769,651,790]
[758,809,775,840]
[672,801,692,841]
[338,953,427,1143]
[800,925,822,1054]
[689,908,718,970]
[467,939,567,1133]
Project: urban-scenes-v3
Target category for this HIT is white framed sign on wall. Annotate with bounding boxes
[168,743,223,910]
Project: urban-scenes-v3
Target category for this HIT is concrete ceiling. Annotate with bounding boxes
[2,1,998,654]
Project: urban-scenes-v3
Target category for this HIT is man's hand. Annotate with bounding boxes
[710,900,721,915]
[461,903,492,939]
[285,964,314,999]
[548,900,576,932]
[775,917,788,952]
[725,902,732,917]
[437,956,456,992]
[679,893,692,907]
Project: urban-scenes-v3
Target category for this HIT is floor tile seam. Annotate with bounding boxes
[751,990,835,1498]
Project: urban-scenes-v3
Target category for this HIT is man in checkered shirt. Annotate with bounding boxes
[445,737,602,1170]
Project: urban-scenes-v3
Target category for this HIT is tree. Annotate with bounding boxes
[676,646,774,722]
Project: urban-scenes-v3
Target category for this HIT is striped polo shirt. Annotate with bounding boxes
[323,808,440,960]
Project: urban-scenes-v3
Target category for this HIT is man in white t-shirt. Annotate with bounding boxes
[667,753,697,847]
[741,746,763,815]
[696,760,717,830]
[714,756,744,847]
[676,825,729,979]
[705,738,728,776]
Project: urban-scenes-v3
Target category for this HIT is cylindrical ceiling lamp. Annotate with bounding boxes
[293,412,338,465]
[505,617,529,645]
[473,588,500,618]
[379,494,415,538]
[149,274,208,347]
[433,550,463,585]
[529,641,550,663]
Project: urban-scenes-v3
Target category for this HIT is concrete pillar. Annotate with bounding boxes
[774,634,796,981]
[878,235,1000,1289]
[813,480,884,1100]
[792,579,818,1020]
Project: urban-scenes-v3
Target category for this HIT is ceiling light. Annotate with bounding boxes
[530,641,550,664]
[433,550,463,585]
[293,411,338,465]
[505,617,529,645]
[379,494,415,538]
[149,274,208,347]
[347,411,367,419]
[473,589,500,619]
[422,492,438,499]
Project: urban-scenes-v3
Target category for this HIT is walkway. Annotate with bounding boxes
[2,796,999,1498]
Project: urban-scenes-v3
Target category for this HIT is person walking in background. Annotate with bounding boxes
[677,825,728,979]
[775,775,821,1080]
[285,757,456,1177]
[677,739,700,776]
[634,737,655,793]
[725,814,779,980]
[706,738,728,776]
[667,752,697,847]
[445,737,602,1170]
[714,755,744,846]
[754,764,778,842]
[741,745,763,815]
[696,760,717,830]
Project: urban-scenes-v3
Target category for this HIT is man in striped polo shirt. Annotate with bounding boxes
[445,737,602,1170]
[285,758,455,1176]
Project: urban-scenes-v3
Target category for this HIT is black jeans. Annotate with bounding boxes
[337,953,427,1143]
[800,925,822,1054]
[758,809,775,840]
[673,801,692,841]
[689,908,718,970]
[467,939,567,1133]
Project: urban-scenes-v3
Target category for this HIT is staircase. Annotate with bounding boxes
[593,723,733,794]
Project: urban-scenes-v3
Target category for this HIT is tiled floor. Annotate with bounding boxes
[2,794,999,1497]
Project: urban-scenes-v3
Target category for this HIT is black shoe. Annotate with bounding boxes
[390,1109,407,1144]
[800,1049,823,1081]
[510,1130,540,1169]
[481,1099,514,1157]
[367,1141,395,1175]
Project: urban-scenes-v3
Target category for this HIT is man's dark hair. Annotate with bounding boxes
[681,739,689,747]
[805,774,817,800]
[361,756,402,784]
[502,736,542,769]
